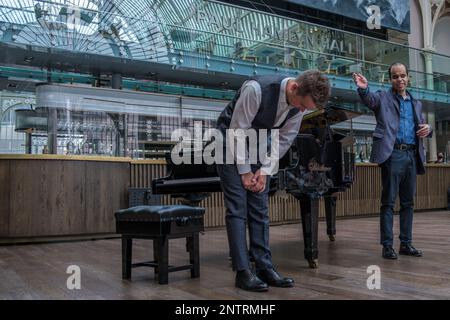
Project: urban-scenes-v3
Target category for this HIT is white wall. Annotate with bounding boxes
[433,16,450,75]
[408,0,424,50]
[434,16,450,55]
[408,0,426,87]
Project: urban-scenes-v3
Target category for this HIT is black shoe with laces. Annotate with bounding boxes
[382,246,398,259]
[235,269,268,292]
[399,244,422,257]
[256,268,294,288]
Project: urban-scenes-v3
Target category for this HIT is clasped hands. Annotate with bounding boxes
[241,170,267,193]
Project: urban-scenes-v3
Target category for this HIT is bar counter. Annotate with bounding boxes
[1,155,450,244]
[0,155,130,243]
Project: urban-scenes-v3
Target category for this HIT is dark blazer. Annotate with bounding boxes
[357,87,433,175]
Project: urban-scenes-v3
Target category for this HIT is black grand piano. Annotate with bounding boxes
[153,104,361,268]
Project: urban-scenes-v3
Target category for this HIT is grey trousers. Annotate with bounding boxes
[216,164,273,272]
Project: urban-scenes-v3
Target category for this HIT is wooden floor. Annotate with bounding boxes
[1,210,450,300]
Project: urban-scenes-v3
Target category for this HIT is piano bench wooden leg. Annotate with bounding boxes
[153,238,159,274]
[122,237,132,280]
[186,236,192,253]
[157,236,169,284]
[120,232,201,284]
[188,233,200,278]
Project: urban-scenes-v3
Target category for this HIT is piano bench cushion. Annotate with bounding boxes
[115,205,205,222]
[115,205,205,237]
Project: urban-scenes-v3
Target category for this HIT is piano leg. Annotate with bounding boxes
[299,196,319,269]
[324,195,337,241]
[188,233,200,278]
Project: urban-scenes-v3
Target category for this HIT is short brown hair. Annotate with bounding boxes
[295,70,331,108]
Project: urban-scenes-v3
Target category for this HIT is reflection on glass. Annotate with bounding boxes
[17,102,223,159]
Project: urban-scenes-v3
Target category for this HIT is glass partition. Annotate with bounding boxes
[4,83,227,159]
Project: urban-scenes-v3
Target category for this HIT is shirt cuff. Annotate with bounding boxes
[259,160,278,176]
[357,87,369,95]
[260,166,272,176]
[237,164,251,175]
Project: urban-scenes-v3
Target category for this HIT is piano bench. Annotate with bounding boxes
[115,205,205,284]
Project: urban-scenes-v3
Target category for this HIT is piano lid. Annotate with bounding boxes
[300,104,363,131]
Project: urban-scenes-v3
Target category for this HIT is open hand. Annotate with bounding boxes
[352,73,368,89]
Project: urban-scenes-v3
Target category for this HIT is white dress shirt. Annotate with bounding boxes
[228,78,305,175]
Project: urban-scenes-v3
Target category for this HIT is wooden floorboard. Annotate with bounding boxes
[1,210,450,300]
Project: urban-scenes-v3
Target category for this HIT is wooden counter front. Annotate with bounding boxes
[130,161,450,228]
[0,154,132,162]
[2,155,450,243]
[0,155,130,242]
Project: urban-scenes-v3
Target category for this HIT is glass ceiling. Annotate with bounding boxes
[0,0,304,61]
[0,0,171,62]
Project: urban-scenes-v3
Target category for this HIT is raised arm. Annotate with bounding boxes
[352,73,382,111]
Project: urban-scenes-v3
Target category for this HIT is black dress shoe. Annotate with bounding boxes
[256,268,294,288]
[235,269,268,292]
[399,244,422,257]
[382,246,398,259]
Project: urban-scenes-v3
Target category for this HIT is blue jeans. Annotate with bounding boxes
[216,164,273,272]
[380,149,417,247]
